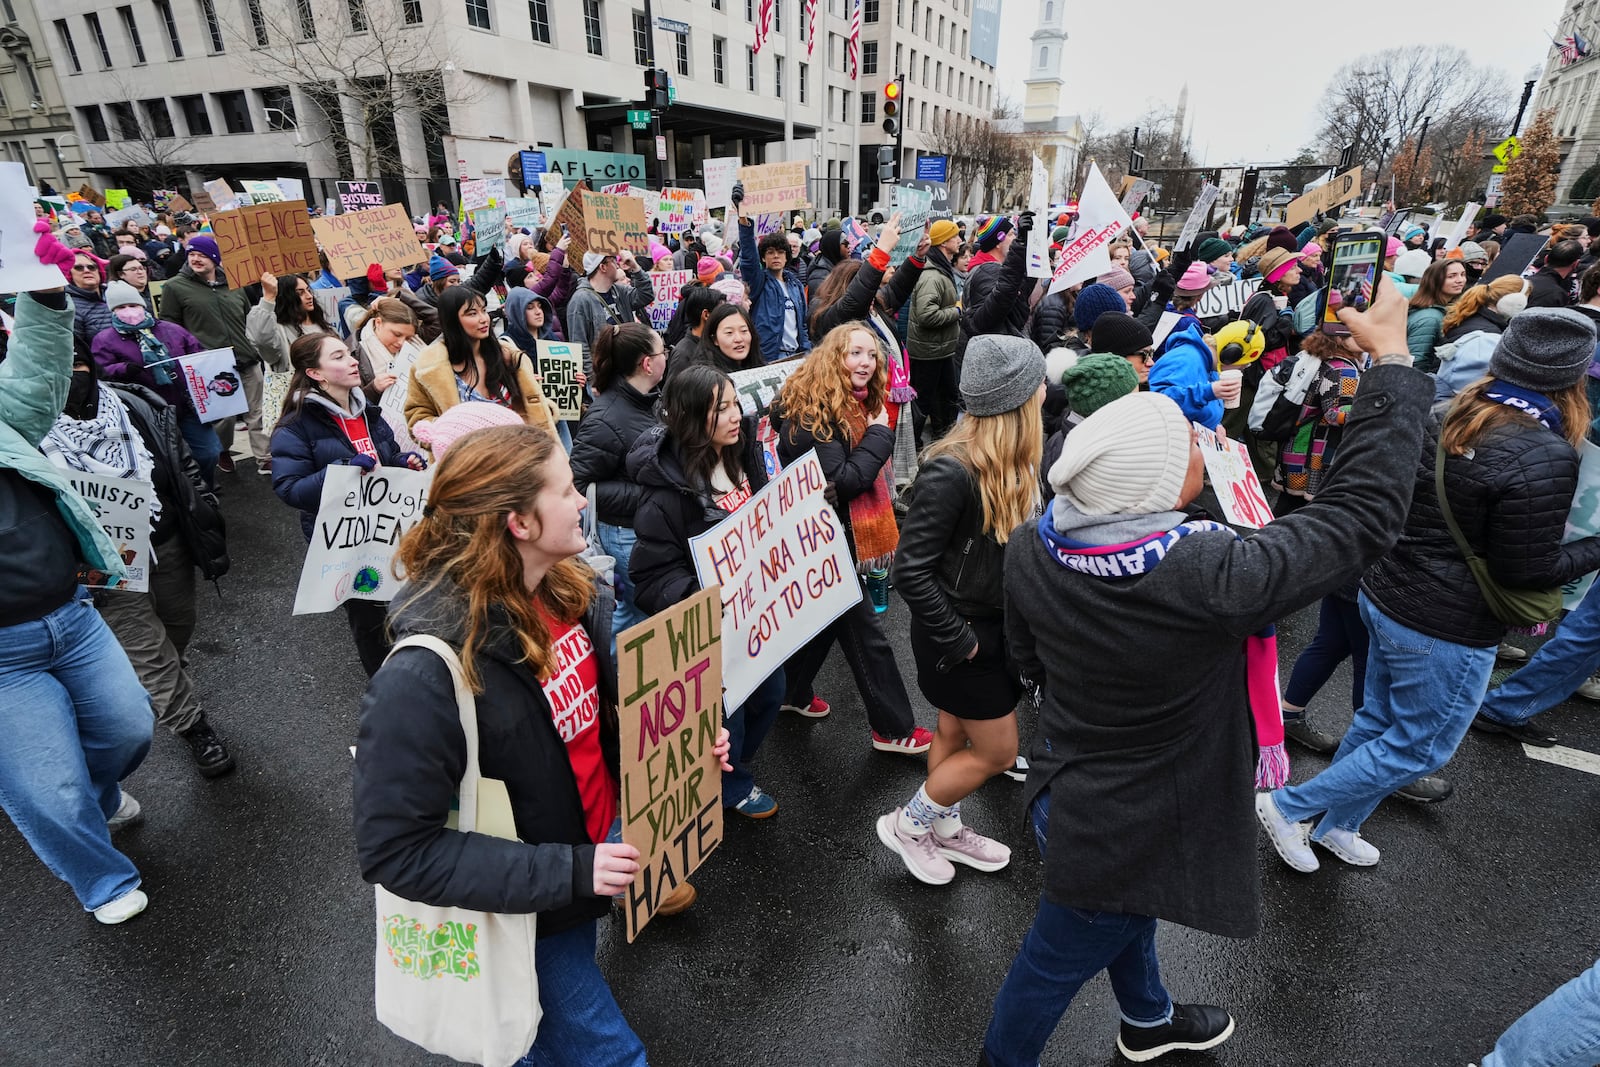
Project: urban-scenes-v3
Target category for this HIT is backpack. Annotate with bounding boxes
[1248,352,1322,442]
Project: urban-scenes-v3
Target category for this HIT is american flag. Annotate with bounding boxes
[847,0,861,79]
[1561,34,1580,64]
[805,0,817,57]
[753,0,774,53]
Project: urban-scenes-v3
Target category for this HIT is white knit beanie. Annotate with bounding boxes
[1048,392,1194,516]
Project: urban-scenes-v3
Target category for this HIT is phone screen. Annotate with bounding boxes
[1320,233,1382,334]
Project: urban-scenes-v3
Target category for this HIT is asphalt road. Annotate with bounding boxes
[3,463,1598,1067]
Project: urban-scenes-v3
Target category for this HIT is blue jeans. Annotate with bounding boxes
[1283,594,1368,710]
[1482,584,1600,725]
[178,407,222,485]
[516,920,647,1067]
[0,589,153,910]
[1483,957,1600,1067]
[982,790,1173,1067]
[1273,593,1494,839]
[597,523,647,641]
[723,668,784,805]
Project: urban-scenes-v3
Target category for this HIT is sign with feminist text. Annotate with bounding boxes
[294,465,432,614]
[1048,164,1136,295]
[535,340,584,421]
[735,161,810,216]
[1284,165,1364,229]
[616,586,725,942]
[312,205,429,279]
[210,201,320,288]
[651,188,709,233]
[66,471,153,593]
[336,180,384,214]
[689,451,858,709]
[646,269,698,331]
[890,183,933,266]
[583,191,650,258]
[1195,424,1274,529]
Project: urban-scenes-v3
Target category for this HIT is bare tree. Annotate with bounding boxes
[1075,106,1202,212]
[225,0,474,180]
[94,76,193,196]
[924,100,1033,211]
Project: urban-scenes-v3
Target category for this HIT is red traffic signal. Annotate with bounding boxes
[884,81,900,101]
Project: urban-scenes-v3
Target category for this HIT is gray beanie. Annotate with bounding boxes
[960,334,1046,416]
[1488,308,1598,392]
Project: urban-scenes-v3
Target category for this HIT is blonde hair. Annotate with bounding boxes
[777,322,887,443]
[355,296,418,336]
[1235,235,1270,264]
[395,425,594,693]
[1440,275,1526,335]
[1442,377,1590,454]
[921,389,1043,543]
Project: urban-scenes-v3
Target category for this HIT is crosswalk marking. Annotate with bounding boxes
[1523,743,1600,776]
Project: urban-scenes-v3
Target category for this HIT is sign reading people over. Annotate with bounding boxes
[616,585,725,942]
[534,340,584,421]
[294,465,432,614]
[689,450,858,710]
[312,205,429,279]
[735,161,810,216]
[66,471,153,593]
[209,201,321,288]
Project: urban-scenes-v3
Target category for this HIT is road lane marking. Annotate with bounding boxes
[1523,743,1600,776]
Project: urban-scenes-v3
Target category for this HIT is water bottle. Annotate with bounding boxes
[866,568,890,613]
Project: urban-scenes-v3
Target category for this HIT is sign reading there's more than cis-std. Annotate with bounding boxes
[294,464,432,614]
[209,201,321,289]
[336,180,384,214]
[535,340,584,421]
[735,161,810,216]
[65,471,153,593]
[311,205,429,279]
[1194,423,1275,529]
[1283,165,1364,229]
[582,191,650,258]
[176,348,250,423]
[688,450,859,710]
[646,269,698,331]
[616,585,725,942]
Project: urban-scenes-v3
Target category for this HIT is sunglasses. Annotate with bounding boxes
[1133,350,1155,363]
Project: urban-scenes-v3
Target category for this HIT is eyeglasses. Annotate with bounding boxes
[1134,350,1155,363]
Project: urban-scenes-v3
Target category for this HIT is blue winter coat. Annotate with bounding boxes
[1149,314,1224,429]
[738,217,811,358]
[270,391,405,540]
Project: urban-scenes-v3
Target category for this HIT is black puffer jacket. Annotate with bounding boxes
[809,250,922,340]
[958,237,1034,367]
[569,378,661,528]
[112,383,228,580]
[627,421,769,616]
[1363,409,1600,647]
[353,575,619,937]
[1028,290,1072,352]
[891,455,1005,667]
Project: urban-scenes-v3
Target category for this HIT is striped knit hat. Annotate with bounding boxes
[972,215,1013,252]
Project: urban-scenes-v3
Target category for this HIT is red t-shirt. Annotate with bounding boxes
[334,411,379,461]
[536,605,613,844]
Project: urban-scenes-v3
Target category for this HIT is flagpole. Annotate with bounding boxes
[850,0,861,218]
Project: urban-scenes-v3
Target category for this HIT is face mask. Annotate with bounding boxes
[113,305,147,326]
[66,370,98,417]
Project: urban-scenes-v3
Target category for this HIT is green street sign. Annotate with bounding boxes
[627,109,651,125]
[668,85,677,102]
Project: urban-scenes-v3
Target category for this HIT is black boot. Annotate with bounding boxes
[180,714,237,778]
[1117,1003,1235,1062]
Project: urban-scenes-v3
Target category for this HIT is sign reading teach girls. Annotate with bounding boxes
[294,465,432,614]
[543,149,647,184]
[689,451,858,710]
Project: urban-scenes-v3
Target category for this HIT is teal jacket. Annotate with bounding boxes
[1,292,125,578]
[1406,305,1447,373]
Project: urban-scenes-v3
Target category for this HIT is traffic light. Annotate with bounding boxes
[882,80,900,137]
[878,145,897,182]
[1338,142,1354,170]
[645,68,670,111]
[1128,147,1145,178]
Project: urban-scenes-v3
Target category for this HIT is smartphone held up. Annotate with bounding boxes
[1319,231,1384,336]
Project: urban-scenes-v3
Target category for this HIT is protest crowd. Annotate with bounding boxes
[7,154,1600,1067]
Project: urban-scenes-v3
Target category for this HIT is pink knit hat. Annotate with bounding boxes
[1300,242,1322,259]
[1174,261,1212,296]
[1385,236,1403,258]
[697,255,722,284]
[413,401,525,458]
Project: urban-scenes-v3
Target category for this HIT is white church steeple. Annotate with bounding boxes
[1023,0,1067,126]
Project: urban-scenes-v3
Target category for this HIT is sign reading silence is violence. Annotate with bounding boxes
[209,200,320,289]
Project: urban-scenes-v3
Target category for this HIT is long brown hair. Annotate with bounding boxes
[1441,377,1590,454]
[921,388,1043,542]
[273,330,341,428]
[809,260,865,333]
[395,425,595,693]
[778,322,888,443]
[1441,276,1525,334]
[1409,260,1466,311]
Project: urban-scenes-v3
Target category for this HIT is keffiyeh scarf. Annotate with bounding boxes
[41,386,162,528]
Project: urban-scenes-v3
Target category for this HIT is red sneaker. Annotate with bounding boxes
[781,696,831,718]
[871,726,933,756]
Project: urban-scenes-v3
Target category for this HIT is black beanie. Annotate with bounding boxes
[1086,312,1153,357]
[819,229,844,262]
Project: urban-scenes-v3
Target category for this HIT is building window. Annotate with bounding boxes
[108,101,140,139]
[937,14,944,46]
[839,89,850,124]
[894,42,901,71]
[864,0,878,21]
[773,0,780,30]
[198,0,225,52]
[896,0,903,24]
[1044,0,1052,17]
[347,0,368,31]
[214,89,252,133]
[529,0,550,42]
[245,0,269,45]
[54,21,83,74]
[711,0,720,8]
[85,13,113,68]
[260,85,295,127]
[747,46,755,91]
[745,0,753,20]
[153,0,184,57]
[861,90,875,123]
[293,0,315,37]
[0,83,8,112]
[176,94,210,134]
[675,32,689,76]
[583,0,603,54]
[141,98,175,137]
[799,61,807,103]
[921,54,928,83]
[1038,46,1046,67]
[115,8,147,64]
[401,0,423,22]
[713,36,725,83]
[774,54,783,96]
[78,104,110,141]
[632,10,648,65]
[924,9,931,37]
[862,40,877,75]
[465,0,491,30]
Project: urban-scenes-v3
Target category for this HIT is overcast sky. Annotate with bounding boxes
[995,0,1559,165]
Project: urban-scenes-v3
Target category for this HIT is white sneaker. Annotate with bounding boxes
[107,791,142,832]
[1254,792,1319,873]
[1577,674,1600,701]
[1315,827,1380,866]
[93,888,148,925]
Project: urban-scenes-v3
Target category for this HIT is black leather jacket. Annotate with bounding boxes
[111,383,229,581]
[890,455,1006,667]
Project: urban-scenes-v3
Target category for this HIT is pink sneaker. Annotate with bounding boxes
[781,696,831,719]
[872,726,933,756]
[876,809,955,885]
[936,826,1012,872]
